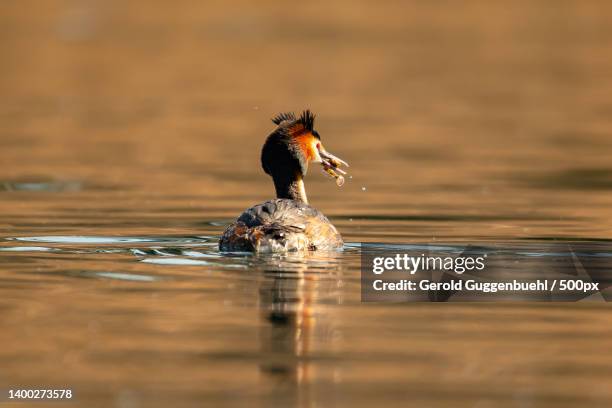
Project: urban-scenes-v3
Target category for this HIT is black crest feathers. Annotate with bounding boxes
[299,110,315,131]
[271,110,316,131]
[271,112,296,125]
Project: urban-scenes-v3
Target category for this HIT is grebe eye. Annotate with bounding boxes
[316,142,321,150]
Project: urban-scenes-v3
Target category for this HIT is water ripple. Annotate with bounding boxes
[8,235,210,245]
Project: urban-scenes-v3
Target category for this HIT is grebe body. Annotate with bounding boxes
[219,199,342,252]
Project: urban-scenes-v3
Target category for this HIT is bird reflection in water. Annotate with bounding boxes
[255,251,344,403]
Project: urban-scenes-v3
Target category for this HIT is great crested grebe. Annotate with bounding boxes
[219,110,349,252]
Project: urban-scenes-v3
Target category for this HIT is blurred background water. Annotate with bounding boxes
[1,1,612,407]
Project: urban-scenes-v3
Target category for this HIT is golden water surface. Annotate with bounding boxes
[1,1,612,407]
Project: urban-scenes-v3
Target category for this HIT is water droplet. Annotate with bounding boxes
[361,186,366,191]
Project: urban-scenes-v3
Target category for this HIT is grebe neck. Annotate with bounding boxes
[273,173,308,204]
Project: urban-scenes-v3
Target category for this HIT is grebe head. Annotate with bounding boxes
[261,110,349,204]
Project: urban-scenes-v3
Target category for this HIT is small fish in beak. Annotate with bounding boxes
[318,145,349,187]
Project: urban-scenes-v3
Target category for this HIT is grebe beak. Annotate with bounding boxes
[317,144,349,186]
